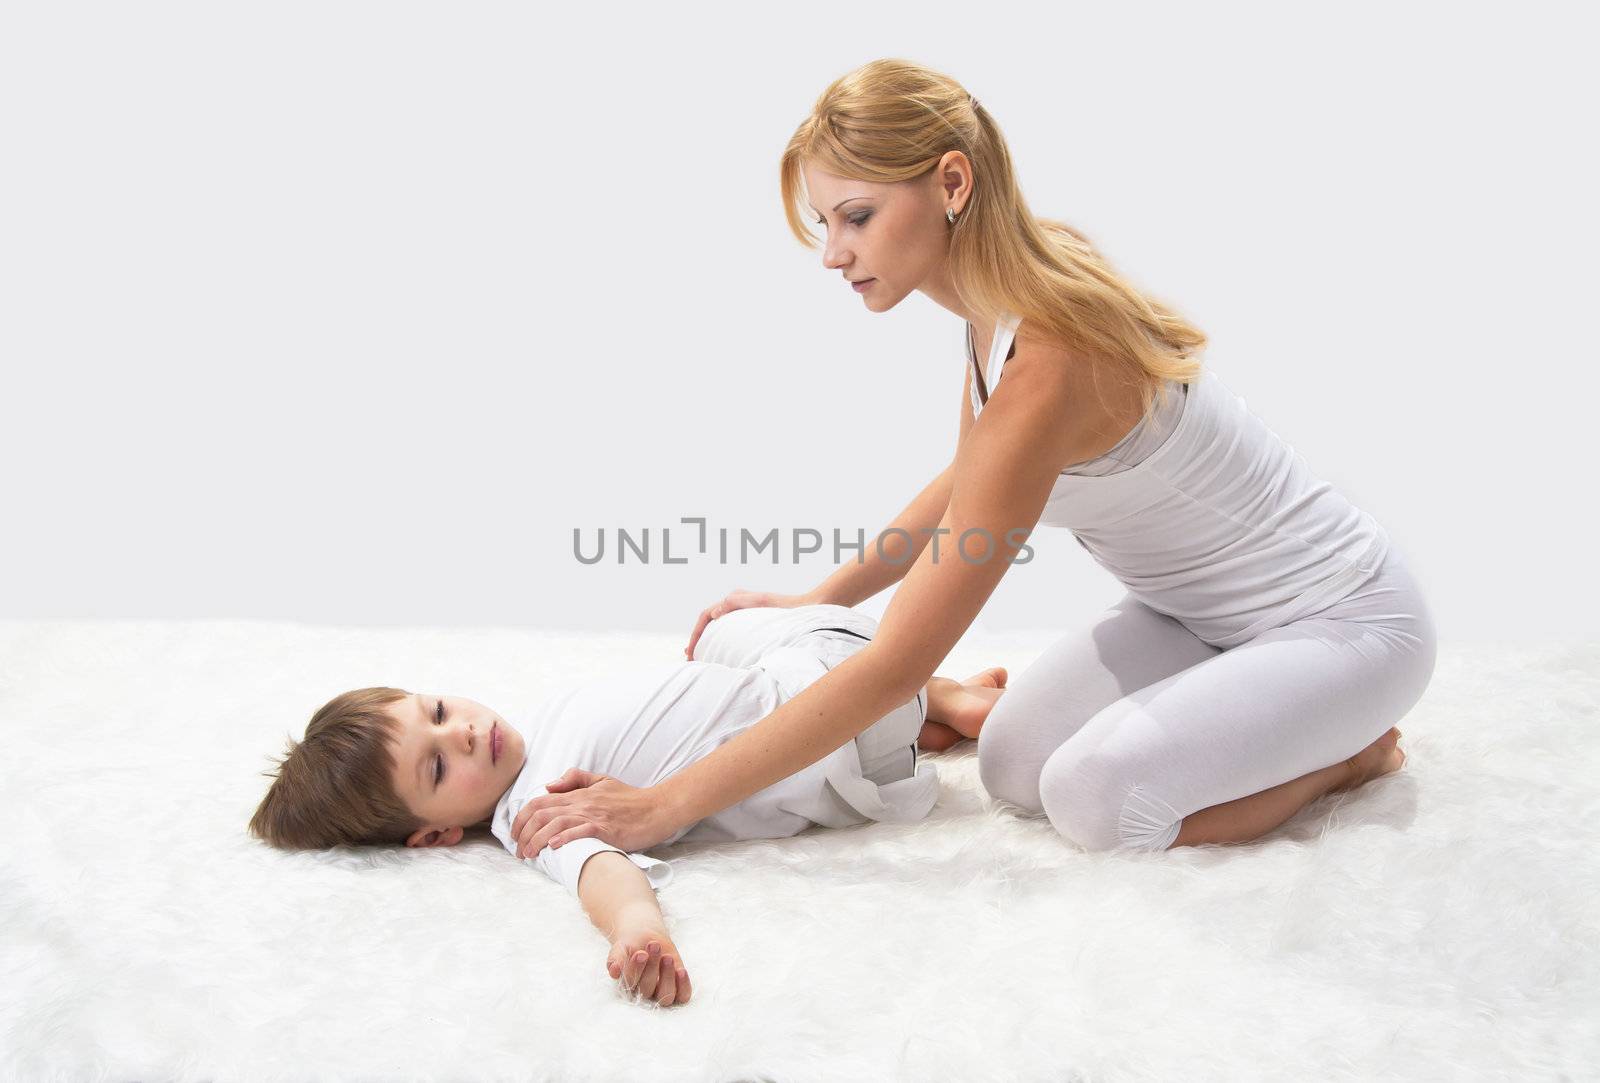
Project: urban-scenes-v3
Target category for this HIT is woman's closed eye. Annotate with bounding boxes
[815,213,871,229]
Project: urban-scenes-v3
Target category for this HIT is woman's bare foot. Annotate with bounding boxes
[1330,727,1405,793]
[917,667,1009,751]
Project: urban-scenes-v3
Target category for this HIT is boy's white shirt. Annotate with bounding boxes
[487,604,939,897]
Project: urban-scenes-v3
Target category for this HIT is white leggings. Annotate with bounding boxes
[976,547,1439,852]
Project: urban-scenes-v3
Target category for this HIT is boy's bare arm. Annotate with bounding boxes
[576,851,665,938]
[575,851,693,1005]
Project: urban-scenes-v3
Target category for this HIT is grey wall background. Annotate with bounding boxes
[2,2,1593,644]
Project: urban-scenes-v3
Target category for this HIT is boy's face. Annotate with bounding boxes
[388,692,527,849]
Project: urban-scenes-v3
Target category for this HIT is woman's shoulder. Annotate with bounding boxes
[996,331,1156,468]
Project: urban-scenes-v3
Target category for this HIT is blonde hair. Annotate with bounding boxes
[779,58,1206,414]
[248,687,425,850]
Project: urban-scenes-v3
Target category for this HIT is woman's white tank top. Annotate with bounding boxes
[967,313,1391,649]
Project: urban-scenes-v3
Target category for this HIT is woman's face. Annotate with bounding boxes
[802,160,963,312]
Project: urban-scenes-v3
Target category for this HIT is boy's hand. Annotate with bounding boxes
[606,920,692,1006]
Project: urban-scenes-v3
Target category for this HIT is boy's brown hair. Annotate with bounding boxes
[248,686,425,849]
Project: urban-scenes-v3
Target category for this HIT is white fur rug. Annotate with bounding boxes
[1,619,1595,1081]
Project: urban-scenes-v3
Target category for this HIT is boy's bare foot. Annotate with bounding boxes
[965,666,1007,689]
[1330,727,1405,793]
[917,720,965,752]
[917,667,1009,751]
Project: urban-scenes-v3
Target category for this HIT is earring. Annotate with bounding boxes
[946,207,957,224]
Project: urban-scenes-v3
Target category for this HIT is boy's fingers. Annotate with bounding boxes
[657,956,677,1004]
[677,967,692,1003]
[626,949,647,990]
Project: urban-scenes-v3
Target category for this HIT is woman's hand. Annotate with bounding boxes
[512,770,683,857]
[684,588,815,660]
[607,918,692,1006]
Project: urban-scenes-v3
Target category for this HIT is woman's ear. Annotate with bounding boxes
[939,150,973,212]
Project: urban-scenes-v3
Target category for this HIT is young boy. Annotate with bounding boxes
[249,603,1006,1008]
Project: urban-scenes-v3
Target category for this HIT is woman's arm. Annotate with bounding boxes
[806,458,955,608]
[655,354,1082,828]
[514,345,1088,853]
[806,363,979,608]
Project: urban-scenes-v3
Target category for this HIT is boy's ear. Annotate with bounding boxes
[406,825,465,848]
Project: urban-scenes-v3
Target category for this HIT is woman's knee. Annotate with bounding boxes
[1354,550,1440,710]
[975,700,1047,813]
[1037,747,1180,853]
[1410,593,1440,699]
[1037,747,1122,851]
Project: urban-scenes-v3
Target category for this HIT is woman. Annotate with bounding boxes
[511,58,1436,860]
